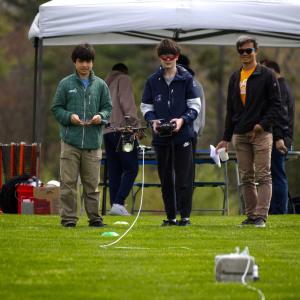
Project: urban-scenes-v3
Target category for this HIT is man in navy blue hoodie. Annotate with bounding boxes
[141,39,201,226]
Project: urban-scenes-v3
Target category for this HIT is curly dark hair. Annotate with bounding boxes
[71,43,95,62]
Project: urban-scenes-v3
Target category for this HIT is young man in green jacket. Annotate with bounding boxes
[51,44,112,227]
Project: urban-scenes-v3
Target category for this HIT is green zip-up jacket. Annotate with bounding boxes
[51,71,112,149]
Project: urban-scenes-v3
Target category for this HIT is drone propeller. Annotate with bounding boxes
[108,125,148,133]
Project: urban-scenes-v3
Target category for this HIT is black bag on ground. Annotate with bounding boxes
[288,194,300,214]
[0,174,31,213]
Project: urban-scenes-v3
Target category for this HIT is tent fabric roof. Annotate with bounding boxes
[28,0,300,46]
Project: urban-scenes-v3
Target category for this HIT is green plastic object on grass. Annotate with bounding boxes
[101,231,119,237]
[113,221,129,225]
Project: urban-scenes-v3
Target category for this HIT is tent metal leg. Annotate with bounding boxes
[33,38,43,143]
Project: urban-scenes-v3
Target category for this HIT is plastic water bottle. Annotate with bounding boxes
[253,264,259,281]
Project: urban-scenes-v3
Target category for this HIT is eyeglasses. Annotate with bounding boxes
[238,48,256,55]
[159,54,179,61]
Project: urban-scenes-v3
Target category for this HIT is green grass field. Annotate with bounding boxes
[0,214,299,300]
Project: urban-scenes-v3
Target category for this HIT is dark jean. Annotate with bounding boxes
[104,132,138,206]
[270,146,288,214]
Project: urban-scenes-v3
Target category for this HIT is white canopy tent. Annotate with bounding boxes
[28,0,300,141]
[29,0,300,47]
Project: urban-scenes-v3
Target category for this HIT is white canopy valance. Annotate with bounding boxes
[29,0,300,47]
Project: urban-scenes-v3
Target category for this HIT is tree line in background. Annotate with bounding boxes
[1,0,300,200]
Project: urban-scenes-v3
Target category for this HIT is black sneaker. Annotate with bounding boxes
[240,218,255,226]
[161,219,178,227]
[178,219,191,226]
[62,222,76,228]
[254,217,266,228]
[89,220,106,227]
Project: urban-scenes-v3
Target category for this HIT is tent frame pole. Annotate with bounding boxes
[32,38,43,143]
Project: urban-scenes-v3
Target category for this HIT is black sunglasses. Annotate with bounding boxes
[238,48,256,55]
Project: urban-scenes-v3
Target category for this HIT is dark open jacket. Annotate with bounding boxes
[223,64,281,142]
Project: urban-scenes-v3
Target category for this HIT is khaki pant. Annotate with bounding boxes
[233,131,273,220]
[60,141,102,224]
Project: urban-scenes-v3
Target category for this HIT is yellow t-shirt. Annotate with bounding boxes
[240,66,256,106]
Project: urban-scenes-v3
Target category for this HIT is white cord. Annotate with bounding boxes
[100,147,146,248]
[114,246,193,250]
[241,257,265,300]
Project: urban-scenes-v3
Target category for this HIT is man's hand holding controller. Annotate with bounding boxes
[71,114,102,126]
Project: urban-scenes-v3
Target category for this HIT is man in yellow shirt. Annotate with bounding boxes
[216,35,282,227]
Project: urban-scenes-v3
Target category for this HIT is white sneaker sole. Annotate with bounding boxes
[109,209,130,216]
[254,223,266,228]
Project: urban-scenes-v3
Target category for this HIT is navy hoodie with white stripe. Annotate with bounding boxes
[141,65,201,146]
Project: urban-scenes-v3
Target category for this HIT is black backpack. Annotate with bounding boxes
[0,174,31,213]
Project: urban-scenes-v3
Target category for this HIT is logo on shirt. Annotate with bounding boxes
[68,88,77,93]
[154,94,162,102]
[240,79,247,95]
[183,142,190,147]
